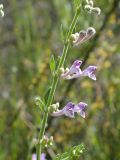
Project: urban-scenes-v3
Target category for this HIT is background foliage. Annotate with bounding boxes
[0,0,120,160]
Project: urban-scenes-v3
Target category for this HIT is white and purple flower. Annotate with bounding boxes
[51,102,87,118]
[61,60,82,79]
[71,27,96,46]
[61,60,97,80]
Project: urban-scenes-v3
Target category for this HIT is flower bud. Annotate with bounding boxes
[49,102,60,113]
[50,136,53,141]
[48,136,54,146]
[33,138,38,145]
[56,102,59,109]
[70,34,76,41]
[80,150,83,153]
[49,142,53,146]
[48,104,56,113]
[65,68,70,73]
[84,5,92,14]
[70,33,79,45]
[59,67,64,74]
[40,135,54,148]
[72,150,76,155]
[92,7,101,15]
[0,4,4,17]
[51,104,56,109]
[45,144,48,148]
[34,96,45,111]
[87,27,96,36]
[41,136,48,147]
[85,2,101,15]
[34,96,41,106]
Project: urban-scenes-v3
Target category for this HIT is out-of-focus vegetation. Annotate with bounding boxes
[0,0,120,160]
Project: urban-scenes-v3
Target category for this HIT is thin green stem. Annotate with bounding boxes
[58,8,80,69]
[37,7,80,160]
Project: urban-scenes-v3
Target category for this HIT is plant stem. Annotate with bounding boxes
[37,7,80,160]
[58,7,81,69]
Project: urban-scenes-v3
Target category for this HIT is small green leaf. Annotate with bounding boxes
[44,87,51,104]
[49,55,56,74]
[54,144,85,160]
[34,96,45,111]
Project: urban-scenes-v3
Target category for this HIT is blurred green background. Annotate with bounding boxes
[0,0,120,160]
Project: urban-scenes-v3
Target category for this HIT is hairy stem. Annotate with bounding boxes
[37,7,80,160]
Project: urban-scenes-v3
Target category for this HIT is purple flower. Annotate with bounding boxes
[52,102,87,118]
[32,153,46,160]
[61,60,97,80]
[61,60,82,79]
[51,102,75,118]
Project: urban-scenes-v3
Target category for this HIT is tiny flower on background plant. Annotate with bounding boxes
[51,102,87,118]
[61,60,97,80]
[32,153,46,160]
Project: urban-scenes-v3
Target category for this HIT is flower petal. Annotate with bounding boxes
[32,154,36,160]
[74,102,87,112]
[64,109,74,118]
[70,60,82,71]
[89,73,96,80]
[63,102,75,118]
[51,109,64,117]
[79,111,86,118]
[41,153,46,160]
[82,66,97,80]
